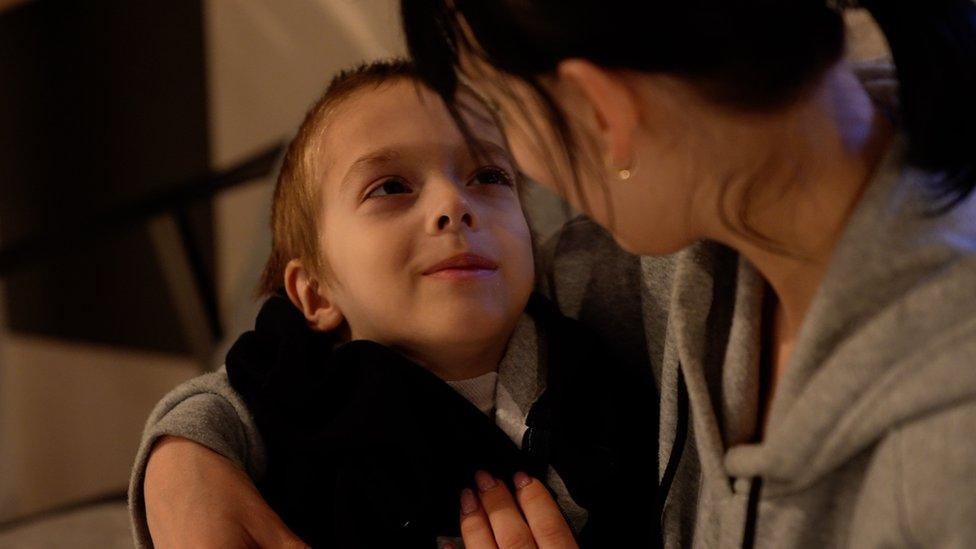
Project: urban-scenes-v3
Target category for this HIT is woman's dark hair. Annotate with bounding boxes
[401,0,976,215]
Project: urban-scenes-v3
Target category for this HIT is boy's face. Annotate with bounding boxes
[313,80,534,360]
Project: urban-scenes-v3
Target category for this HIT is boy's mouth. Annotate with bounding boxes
[422,253,499,279]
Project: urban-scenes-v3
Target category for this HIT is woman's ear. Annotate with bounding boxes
[283,259,344,332]
[557,59,639,170]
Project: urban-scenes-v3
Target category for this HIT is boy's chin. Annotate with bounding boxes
[421,301,517,341]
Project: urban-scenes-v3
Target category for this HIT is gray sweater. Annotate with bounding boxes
[129,105,976,549]
[539,133,976,548]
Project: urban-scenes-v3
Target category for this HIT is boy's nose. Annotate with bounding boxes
[436,210,473,231]
[428,186,476,234]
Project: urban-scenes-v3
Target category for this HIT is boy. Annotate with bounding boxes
[136,59,658,548]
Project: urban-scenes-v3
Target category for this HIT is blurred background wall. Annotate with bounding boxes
[0,1,887,546]
[0,1,402,545]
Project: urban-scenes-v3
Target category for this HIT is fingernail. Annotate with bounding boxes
[460,488,479,515]
[514,471,532,490]
[475,470,497,492]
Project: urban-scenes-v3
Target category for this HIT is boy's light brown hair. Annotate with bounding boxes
[258,59,418,296]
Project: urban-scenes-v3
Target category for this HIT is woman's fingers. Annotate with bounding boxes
[472,470,538,549]
[458,487,500,549]
[512,473,577,548]
[458,470,577,549]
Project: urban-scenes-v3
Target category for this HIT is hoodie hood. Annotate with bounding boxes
[724,133,976,493]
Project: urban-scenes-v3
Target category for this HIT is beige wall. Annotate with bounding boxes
[0,338,199,519]
[845,9,890,60]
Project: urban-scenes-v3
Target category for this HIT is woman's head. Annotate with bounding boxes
[401,0,976,253]
[261,60,535,368]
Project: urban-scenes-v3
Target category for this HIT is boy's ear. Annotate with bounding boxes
[283,259,344,332]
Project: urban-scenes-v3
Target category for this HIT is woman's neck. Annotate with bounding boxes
[706,64,895,353]
[693,64,895,432]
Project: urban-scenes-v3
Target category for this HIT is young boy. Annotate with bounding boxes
[144,60,658,548]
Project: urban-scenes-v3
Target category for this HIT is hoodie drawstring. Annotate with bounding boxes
[741,476,762,549]
[655,367,689,546]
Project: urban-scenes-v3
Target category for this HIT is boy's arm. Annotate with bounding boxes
[128,368,295,548]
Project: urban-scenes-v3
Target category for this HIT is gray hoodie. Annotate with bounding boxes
[545,129,976,547]
[129,73,976,548]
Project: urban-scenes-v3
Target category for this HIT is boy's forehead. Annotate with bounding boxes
[319,80,508,173]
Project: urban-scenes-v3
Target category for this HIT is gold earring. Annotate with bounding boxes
[612,156,637,181]
[606,147,638,181]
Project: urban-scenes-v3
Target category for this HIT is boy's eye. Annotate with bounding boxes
[471,166,514,187]
[367,178,413,198]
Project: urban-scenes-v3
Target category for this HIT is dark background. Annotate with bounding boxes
[0,0,214,353]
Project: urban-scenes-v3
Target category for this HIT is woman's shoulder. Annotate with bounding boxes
[539,215,649,317]
[540,215,738,310]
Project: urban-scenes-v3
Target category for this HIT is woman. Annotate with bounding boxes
[134,1,976,547]
[395,1,976,547]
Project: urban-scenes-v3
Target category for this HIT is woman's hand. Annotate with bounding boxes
[144,436,309,549]
[450,471,578,549]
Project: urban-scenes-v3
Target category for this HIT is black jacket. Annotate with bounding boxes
[226,293,660,548]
